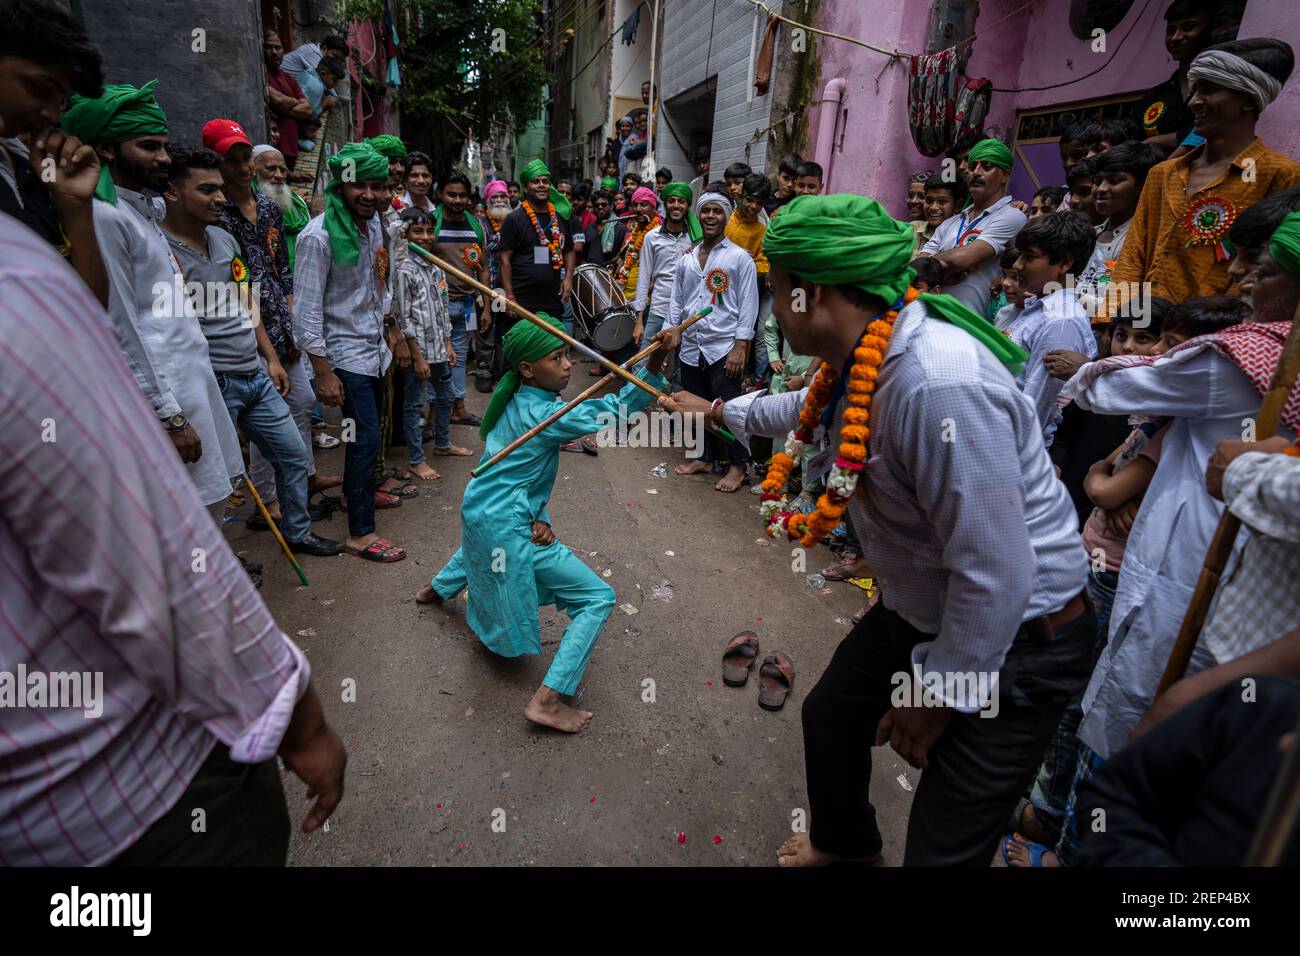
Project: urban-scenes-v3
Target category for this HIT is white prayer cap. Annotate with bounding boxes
[252,144,281,160]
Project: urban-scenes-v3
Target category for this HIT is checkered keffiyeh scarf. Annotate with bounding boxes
[1062,322,1300,432]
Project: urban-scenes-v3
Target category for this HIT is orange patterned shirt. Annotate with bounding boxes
[1102,138,1300,321]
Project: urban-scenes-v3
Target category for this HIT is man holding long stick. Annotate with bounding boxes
[660,195,1093,866]
[416,315,673,733]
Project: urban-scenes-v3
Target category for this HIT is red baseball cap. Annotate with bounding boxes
[202,119,253,156]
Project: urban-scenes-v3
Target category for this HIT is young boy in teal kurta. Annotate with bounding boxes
[418,314,671,732]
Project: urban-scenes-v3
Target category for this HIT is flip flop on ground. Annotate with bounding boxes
[722,631,760,687]
[758,651,795,711]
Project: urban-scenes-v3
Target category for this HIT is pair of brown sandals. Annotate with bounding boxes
[721,631,794,711]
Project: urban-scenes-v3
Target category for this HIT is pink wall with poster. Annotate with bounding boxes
[806,0,1300,219]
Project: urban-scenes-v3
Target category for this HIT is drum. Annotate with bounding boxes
[572,262,636,352]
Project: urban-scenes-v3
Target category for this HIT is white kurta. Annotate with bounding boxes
[94,188,243,506]
[1069,346,1294,757]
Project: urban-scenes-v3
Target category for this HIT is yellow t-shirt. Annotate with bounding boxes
[726,211,769,274]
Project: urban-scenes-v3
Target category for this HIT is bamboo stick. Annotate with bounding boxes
[1157,306,1300,693]
[472,307,712,478]
[243,474,309,587]
[406,240,737,443]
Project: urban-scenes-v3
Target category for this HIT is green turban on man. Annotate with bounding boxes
[762,193,1027,373]
[600,175,618,191]
[659,181,702,242]
[967,138,1013,171]
[1268,211,1300,277]
[481,312,568,439]
[365,134,407,159]
[61,81,169,203]
[323,141,390,266]
[517,158,572,220]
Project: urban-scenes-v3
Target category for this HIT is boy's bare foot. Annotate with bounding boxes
[524,686,593,733]
[432,444,474,456]
[715,463,745,493]
[408,462,441,480]
[415,584,444,605]
[776,833,882,867]
[675,459,711,477]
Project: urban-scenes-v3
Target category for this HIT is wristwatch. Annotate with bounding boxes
[161,413,188,432]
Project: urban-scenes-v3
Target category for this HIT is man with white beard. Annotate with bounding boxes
[253,145,311,268]
[480,180,512,384]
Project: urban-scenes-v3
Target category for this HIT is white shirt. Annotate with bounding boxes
[1006,287,1097,446]
[922,194,1026,316]
[632,221,692,315]
[1071,348,1293,756]
[723,301,1086,709]
[94,188,244,506]
[664,236,758,366]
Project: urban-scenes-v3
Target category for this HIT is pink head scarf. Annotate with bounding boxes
[484,179,509,201]
[631,186,658,208]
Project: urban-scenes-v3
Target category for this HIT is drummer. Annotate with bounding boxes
[632,181,700,374]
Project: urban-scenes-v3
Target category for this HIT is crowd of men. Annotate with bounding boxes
[1,0,1298,867]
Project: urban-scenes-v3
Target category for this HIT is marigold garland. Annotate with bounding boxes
[759,287,920,546]
[523,199,563,269]
[617,215,660,283]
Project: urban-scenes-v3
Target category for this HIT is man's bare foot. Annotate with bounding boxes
[409,462,441,480]
[715,463,745,493]
[308,474,343,493]
[524,685,593,733]
[415,584,444,605]
[675,459,711,477]
[776,833,882,867]
[1005,832,1059,867]
[266,506,282,522]
[432,444,473,456]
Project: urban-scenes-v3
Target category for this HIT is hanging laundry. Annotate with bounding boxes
[621,5,641,46]
[908,46,990,157]
[753,13,780,96]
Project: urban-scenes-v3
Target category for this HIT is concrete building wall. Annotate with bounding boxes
[77,0,268,144]
[657,0,782,183]
[609,0,652,128]
[808,0,1300,218]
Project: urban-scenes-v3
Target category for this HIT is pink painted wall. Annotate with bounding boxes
[808,0,1300,218]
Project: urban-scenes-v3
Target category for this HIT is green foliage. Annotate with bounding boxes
[381,0,548,171]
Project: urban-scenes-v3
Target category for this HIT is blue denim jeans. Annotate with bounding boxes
[447,295,474,401]
[404,364,453,463]
[634,311,668,374]
[334,368,383,538]
[215,368,311,542]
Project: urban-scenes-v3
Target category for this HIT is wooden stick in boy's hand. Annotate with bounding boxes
[472,309,713,477]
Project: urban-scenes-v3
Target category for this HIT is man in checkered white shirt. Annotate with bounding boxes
[661,195,1092,866]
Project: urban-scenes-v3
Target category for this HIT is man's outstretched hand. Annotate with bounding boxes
[657,389,711,418]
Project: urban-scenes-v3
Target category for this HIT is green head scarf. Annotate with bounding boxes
[763,194,1028,374]
[967,138,1013,171]
[1267,211,1300,277]
[365,134,407,159]
[518,158,572,220]
[600,175,618,191]
[660,181,702,242]
[61,81,169,204]
[481,312,568,440]
[324,142,390,266]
